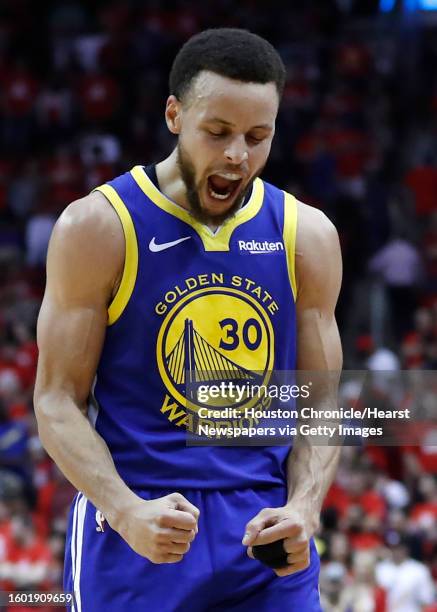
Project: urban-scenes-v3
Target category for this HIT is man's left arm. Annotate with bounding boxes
[243,203,343,576]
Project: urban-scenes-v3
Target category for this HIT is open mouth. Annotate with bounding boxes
[207,173,243,202]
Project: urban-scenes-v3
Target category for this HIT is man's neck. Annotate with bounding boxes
[155,149,190,212]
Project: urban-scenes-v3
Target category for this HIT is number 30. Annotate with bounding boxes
[219,318,262,351]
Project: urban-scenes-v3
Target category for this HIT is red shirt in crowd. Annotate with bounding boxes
[77,73,120,122]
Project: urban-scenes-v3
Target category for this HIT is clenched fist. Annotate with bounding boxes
[112,492,200,564]
[242,506,312,577]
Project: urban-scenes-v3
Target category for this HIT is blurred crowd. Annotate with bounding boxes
[0,0,435,610]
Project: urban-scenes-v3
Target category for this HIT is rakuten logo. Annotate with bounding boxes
[238,240,284,254]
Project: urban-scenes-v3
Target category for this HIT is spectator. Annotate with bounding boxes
[25,209,56,268]
[339,551,387,611]
[0,59,39,154]
[35,74,74,147]
[376,533,435,612]
[76,67,120,127]
[0,398,31,496]
[320,561,348,611]
[7,162,40,221]
[0,513,52,592]
[369,235,424,343]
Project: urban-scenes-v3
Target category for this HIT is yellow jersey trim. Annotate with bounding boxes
[94,184,139,326]
[130,165,264,252]
[283,191,298,301]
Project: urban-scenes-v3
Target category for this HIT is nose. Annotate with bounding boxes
[224,136,248,165]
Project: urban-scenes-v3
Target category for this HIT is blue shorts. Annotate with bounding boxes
[64,487,321,611]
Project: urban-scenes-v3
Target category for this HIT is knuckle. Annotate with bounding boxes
[187,516,196,528]
[188,530,196,542]
[149,522,160,535]
[156,532,168,544]
[157,512,170,527]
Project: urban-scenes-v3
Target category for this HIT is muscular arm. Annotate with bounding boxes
[33,191,138,527]
[286,202,343,532]
[34,192,199,562]
[243,202,342,576]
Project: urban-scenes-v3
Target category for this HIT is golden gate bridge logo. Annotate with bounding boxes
[156,286,274,413]
[165,318,263,403]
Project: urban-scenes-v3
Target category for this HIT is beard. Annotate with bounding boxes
[177,142,254,226]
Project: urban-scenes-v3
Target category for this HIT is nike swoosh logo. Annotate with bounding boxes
[149,236,192,252]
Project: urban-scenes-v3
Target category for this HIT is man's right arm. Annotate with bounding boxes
[34,192,198,563]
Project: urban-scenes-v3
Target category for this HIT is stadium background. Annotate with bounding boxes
[0,0,435,609]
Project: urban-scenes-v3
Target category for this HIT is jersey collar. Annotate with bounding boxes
[130,165,264,252]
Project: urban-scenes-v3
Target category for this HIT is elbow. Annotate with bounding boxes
[33,391,55,451]
[33,386,53,429]
[33,387,70,451]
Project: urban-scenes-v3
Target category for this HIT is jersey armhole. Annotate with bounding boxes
[282,191,298,301]
[94,184,139,326]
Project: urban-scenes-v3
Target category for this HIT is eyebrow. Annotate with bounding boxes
[205,117,273,130]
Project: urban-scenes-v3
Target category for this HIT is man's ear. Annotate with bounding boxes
[165,95,182,135]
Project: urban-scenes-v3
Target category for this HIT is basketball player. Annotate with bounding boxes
[34,29,342,611]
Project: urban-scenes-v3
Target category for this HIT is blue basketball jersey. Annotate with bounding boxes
[91,165,298,491]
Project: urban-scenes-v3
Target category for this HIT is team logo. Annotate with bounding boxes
[95,510,106,533]
[156,286,275,418]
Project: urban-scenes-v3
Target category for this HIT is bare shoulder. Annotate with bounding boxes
[54,190,123,250]
[294,200,342,304]
[48,190,124,298]
[296,201,339,256]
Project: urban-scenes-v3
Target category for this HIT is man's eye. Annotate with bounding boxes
[248,135,264,144]
[208,130,225,138]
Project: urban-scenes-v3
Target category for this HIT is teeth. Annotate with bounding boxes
[209,187,230,200]
[215,172,241,181]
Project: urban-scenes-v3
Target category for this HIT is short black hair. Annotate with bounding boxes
[169,28,286,102]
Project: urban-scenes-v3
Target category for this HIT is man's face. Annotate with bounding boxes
[167,71,279,224]
[392,544,408,565]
